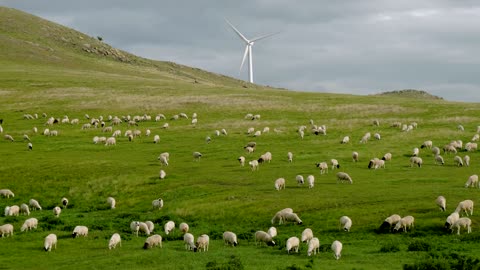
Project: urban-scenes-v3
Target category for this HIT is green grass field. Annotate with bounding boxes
[1,7,480,270]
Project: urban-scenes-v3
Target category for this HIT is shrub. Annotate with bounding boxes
[403,252,480,270]
[380,242,401,253]
[206,255,244,270]
[408,240,431,252]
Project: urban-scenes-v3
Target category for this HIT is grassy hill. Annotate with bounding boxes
[1,6,480,270]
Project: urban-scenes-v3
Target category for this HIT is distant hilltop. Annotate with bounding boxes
[375,89,444,100]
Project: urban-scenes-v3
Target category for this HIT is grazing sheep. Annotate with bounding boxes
[0,224,13,237]
[286,236,300,254]
[152,198,164,210]
[316,162,328,174]
[432,146,441,156]
[287,152,293,163]
[271,208,294,225]
[379,214,402,232]
[360,132,371,144]
[443,144,457,154]
[221,128,228,135]
[436,196,446,211]
[258,152,272,163]
[410,157,423,167]
[179,222,189,234]
[393,216,415,232]
[465,142,478,152]
[299,130,304,139]
[214,130,220,136]
[4,205,19,216]
[331,159,340,170]
[373,119,380,126]
[249,160,259,171]
[162,123,169,129]
[254,130,263,137]
[105,137,116,146]
[21,218,38,232]
[29,199,42,210]
[153,135,160,143]
[341,136,350,144]
[44,234,57,252]
[4,134,14,142]
[352,152,359,162]
[23,134,31,142]
[307,175,315,189]
[307,237,320,256]
[412,147,419,157]
[368,158,385,169]
[340,216,352,232]
[205,136,211,143]
[255,231,276,246]
[472,134,479,142]
[0,189,14,198]
[245,141,257,148]
[301,228,313,243]
[458,124,465,131]
[20,203,30,216]
[283,212,303,225]
[453,217,472,235]
[193,151,202,161]
[109,233,121,249]
[223,231,238,246]
[465,175,479,188]
[196,234,210,252]
[61,197,68,208]
[107,197,116,209]
[145,221,154,233]
[267,227,277,238]
[421,140,433,149]
[331,240,343,260]
[143,234,162,249]
[159,169,166,179]
[191,118,198,126]
[455,200,474,216]
[238,156,245,166]
[464,155,470,167]
[72,226,88,238]
[164,221,175,235]
[245,146,255,154]
[434,155,445,165]
[296,175,304,185]
[184,233,197,251]
[52,206,61,217]
[158,152,169,166]
[445,212,460,232]
[245,113,253,119]
[336,172,353,184]
[374,133,381,140]
[130,221,141,236]
[454,155,464,167]
[275,178,286,191]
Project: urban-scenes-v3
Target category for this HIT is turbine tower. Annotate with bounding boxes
[225,19,278,83]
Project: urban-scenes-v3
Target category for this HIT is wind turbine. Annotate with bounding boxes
[225,18,279,83]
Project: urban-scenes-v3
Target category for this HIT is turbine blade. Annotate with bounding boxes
[250,31,281,42]
[239,45,249,74]
[225,18,249,43]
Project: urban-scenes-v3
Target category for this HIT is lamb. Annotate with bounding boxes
[283,212,303,225]
[301,228,313,243]
[336,172,353,184]
[255,231,275,246]
[159,169,166,179]
[382,153,392,161]
[465,175,479,188]
[0,224,13,237]
[44,234,57,251]
[307,175,315,188]
[341,136,350,144]
[20,203,30,216]
[286,236,300,254]
[331,240,343,260]
[196,234,210,252]
[29,199,42,210]
[455,200,474,216]
[307,237,320,256]
[352,152,359,162]
[421,140,433,149]
[464,155,470,167]
[379,214,402,232]
[296,175,304,185]
[412,147,419,157]
[223,231,238,246]
[109,233,121,249]
[271,208,293,225]
[143,234,162,249]
[316,162,328,174]
[72,225,88,238]
[61,197,69,208]
[5,205,19,216]
[105,137,116,146]
[249,160,259,171]
[152,198,164,210]
[107,197,116,209]
[258,152,272,163]
[130,221,140,236]
[393,216,415,232]
[434,155,445,165]
[164,221,175,235]
[267,227,277,238]
[340,216,352,232]
[436,196,446,211]
[275,178,286,191]
[330,159,340,170]
[410,157,423,167]
[184,233,197,251]
[287,152,293,163]
[238,156,245,166]
[445,212,460,232]
[21,217,38,232]
[454,155,464,167]
[179,222,189,234]
[452,217,472,235]
[0,189,14,198]
[145,221,154,233]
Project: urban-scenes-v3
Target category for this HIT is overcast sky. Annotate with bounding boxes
[3,1,480,102]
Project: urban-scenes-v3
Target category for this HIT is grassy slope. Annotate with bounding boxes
[1,6,480,270]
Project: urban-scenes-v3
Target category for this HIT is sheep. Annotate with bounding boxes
[445,212,460,232]
[205,136,211,143]
[373,119,380,126]
[155,114,166,121]
[267,227,277,238]
[109,233,121,249]
[196,234,210,252]
[455,200,474,216]
[255,231,276,246]
[296,175,304,185]
[472,134,480,142]
[458,124,465,131]
[107,197,116,209]
[393,216,415,232]
[159,169,166,179]
[307,175,315,189]
[465,142,478,152]
[352,151,359,162]
[360,132,371,143]
[191,118,198,126]
[271,208,293,225]
[245,146,255,154]
[152,198,164,210]
[44,234,57,251]
[4,134,14,142]
[301,228,313,243]
[258,152,272,163]
[145,221,154,233]
[410,157,423,167]
[153,135,160,143]
[368,158,385,169]
[454,155,464,167]
[341,136,350,144]
[143,234,162,249]
[381,153,392,161]
[434,155,445,165]
[238,156,245,166]
[253,114,261,120]
[452,217,472,235]
[72,225,88,238]
[5,205,19,216]
[245,141,257,148]
[299,130,304,139]
[283,212,303,225]
[331,240,343,260]
[214,130,220,136]
[464,155,470,167]
[287,152,293,163]
[331,159,340,170]
[0,189,14,198]
[21,218,38,232]
[179,222,189,234]
[221,128,228,135]
[443,144,457,154]
[0,224,13,237]
[421,140,433,149]
[223,231,238,246]
[184,233,197,251]
[29,199,42,210]
[61,197,69,208]
[162,123,169,129]
[247,127,255,135]
[465,175,479,188]
[412,147,419,157]
[105,137,116,146]
[164,221,175,235]
[436,196,446,211]
[374,133,381,140]
[130,221,140,236]
[249,160,259,171]
[23,134,31,142]
[336,172,353,184]
[340,216,352,232]
[53,206,61,217]
[307,237,320,256]
[244,113,253,119]
[20,203,30,216]
[432,146,441,156]
[286,236,300,254]
[43,128,51,136]
[316,162,328,174]
[193,151,202,161]
[275,178,286,191]
[158,152,169,166]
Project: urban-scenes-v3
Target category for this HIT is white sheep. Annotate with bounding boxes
[249,160,259,171]
[164,221,175,235]
[472,134,480,142]
[330,159,340,170]
[184,233,197,251]
[464,155,470,167]
[360,132,371,144]
[214,130,220,136]
[307,237,320,256]
[20,203,30,216]
[61,197,68,208]
[245,146,255,154]
[158,152,169,166]
[340,216,352,232]
[145,221,154,233]
[245,113,253,119]
[258,152,272,163]
[443,144,457,154]
[455,200,474,216]
[4,134,14,141]
[271,208,293,225]
[253,130,262,137]
[382,153,392,161]
[143,234,162,249]
[72,225,88,238]
[238,156,245,166]
[159,169,166,179]
[130,221,140,236]
[301,228,313,243]
[286,236,300,254]
[0,189,14,198]
[316,162,328,174]
[307,175,315,189]
[109,233,121,249]
[223,231,238,246]
[465,175,479,188]
[44,234,57,251]
[105,137,116,146]
[0,224,13,237]
[331,240,343,260]
[52,206,61,218]
[380,214,402,232]
[283,212,303,225]
[267,227,277,238]
[452,217,472,235]
[138,222,150,236]
[341,136,350,144]
[445,212,460,232]
[153,135,160,143]
[196,234,210,252]
[465,142,478,152]
[393,216,415,232]
[221,128,228,135]
[275,178,286,191]
[193,151,202,161]
[29,199,42,210]
[205,136,211,143]
[107,197,116,209]
[299,129,305,139]
[420,140,433,149]
[179,222,189,234]
[352,151,359,162]
[432,146,441,156]
[368,158,385,169]
[255,231,275,246]
[287,152,293,163]
[336,172,353,184]
[5,205,19,216]
[454,155,464,167]
[247,127,255,134]
[21,218,38,232]
[412,147,419,157]
[436,196,446,211]
[374,133,381,140]
[410,157,423,167]
[296,175,304,185]
[434,155,445,165]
